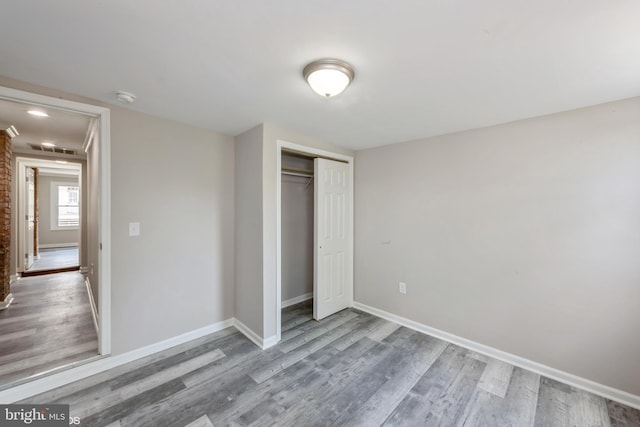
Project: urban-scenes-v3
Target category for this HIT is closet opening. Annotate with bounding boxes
[280,150,315,330]
[278,144,353,341]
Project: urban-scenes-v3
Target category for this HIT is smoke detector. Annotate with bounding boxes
[115,91,136,104]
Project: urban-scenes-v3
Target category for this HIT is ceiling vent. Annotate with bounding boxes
[29,144,77,155]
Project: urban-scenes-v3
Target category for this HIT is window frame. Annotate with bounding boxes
[50,181,80,231]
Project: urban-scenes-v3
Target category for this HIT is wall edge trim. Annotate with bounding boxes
[84,277,99,336]
[282,292,312,308]
[232,318,263,348]
[233,318,278,350]
[0,293,14,310]
[38,243,79,249]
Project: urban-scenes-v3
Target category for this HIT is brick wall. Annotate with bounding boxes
[0,130,11,302]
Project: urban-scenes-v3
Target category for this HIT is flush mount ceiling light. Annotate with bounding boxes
[303,59,355,98]
[27,109,49,117]
[41,141,56,147]
[115,90,136,104]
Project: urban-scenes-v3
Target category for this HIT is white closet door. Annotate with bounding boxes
[314,158,351,320]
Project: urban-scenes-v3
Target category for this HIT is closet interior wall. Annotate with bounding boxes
[281,152,314,305]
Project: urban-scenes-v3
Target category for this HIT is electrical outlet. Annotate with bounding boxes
[399,282,407,294]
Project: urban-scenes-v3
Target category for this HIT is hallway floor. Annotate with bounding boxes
[27,247,80,272]
[0,271,98,386]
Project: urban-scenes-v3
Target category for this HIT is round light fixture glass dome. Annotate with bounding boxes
[303,59,355,97]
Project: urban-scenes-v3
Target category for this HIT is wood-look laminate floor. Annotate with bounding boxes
[27,247,80,272]
[0,272,98,386]
[20,300,640,426]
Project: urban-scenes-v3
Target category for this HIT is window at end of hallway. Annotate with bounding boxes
[51,182,79,230]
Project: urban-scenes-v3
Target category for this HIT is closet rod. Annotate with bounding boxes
[282,170,313,178]
[282,166,314,177]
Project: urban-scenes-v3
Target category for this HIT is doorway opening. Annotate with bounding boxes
[17,158,83,277]
[0,85,111,389]
[276,141,354,342]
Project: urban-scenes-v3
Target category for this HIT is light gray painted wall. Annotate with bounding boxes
[110,107,235,354]
[1,75,236,355]
[37,174,79,247]
[354,96,640,396]
[234,124,264,336]
[281,154,313,302]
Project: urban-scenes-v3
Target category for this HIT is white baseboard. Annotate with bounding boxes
[262,335,279,349]
[232,318,279,350]
[353,302,640,410]
[38,243,79,249]
[282,292,312,308]
[0,293,14,310]
[0,318,235,403]
[84,277,99,335]
[9,274,19,284]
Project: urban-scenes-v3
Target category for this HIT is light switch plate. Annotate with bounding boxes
[129,222,140,237]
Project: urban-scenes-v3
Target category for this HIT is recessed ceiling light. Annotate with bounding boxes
[41,142,56,147]
[303,59,355,97]
[27,109,49,117]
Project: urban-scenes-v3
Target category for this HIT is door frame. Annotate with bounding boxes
[0,85,112,356]
[275,140,354,342]
[16,158,82,273]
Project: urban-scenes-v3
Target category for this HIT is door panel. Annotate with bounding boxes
[25,168,35,269]
[314,158,351,320]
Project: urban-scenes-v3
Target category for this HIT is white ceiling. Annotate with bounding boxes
[0,98,90,154]
[1,1,639,150]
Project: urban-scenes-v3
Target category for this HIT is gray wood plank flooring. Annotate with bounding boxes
[27,247,80,272]
[0,272,98,386]
[18,300,640,426]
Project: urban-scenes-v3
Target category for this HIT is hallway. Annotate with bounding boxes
[0,271,98,386]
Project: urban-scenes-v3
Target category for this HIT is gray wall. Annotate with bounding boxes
[110,107,235,354]
[354,96,640,396]
[37,174,80,247]
[1,75,236,355]
[281,154,313,302]
[234,124,264,336]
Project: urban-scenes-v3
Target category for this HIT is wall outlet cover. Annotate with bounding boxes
[128,222,140,237]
